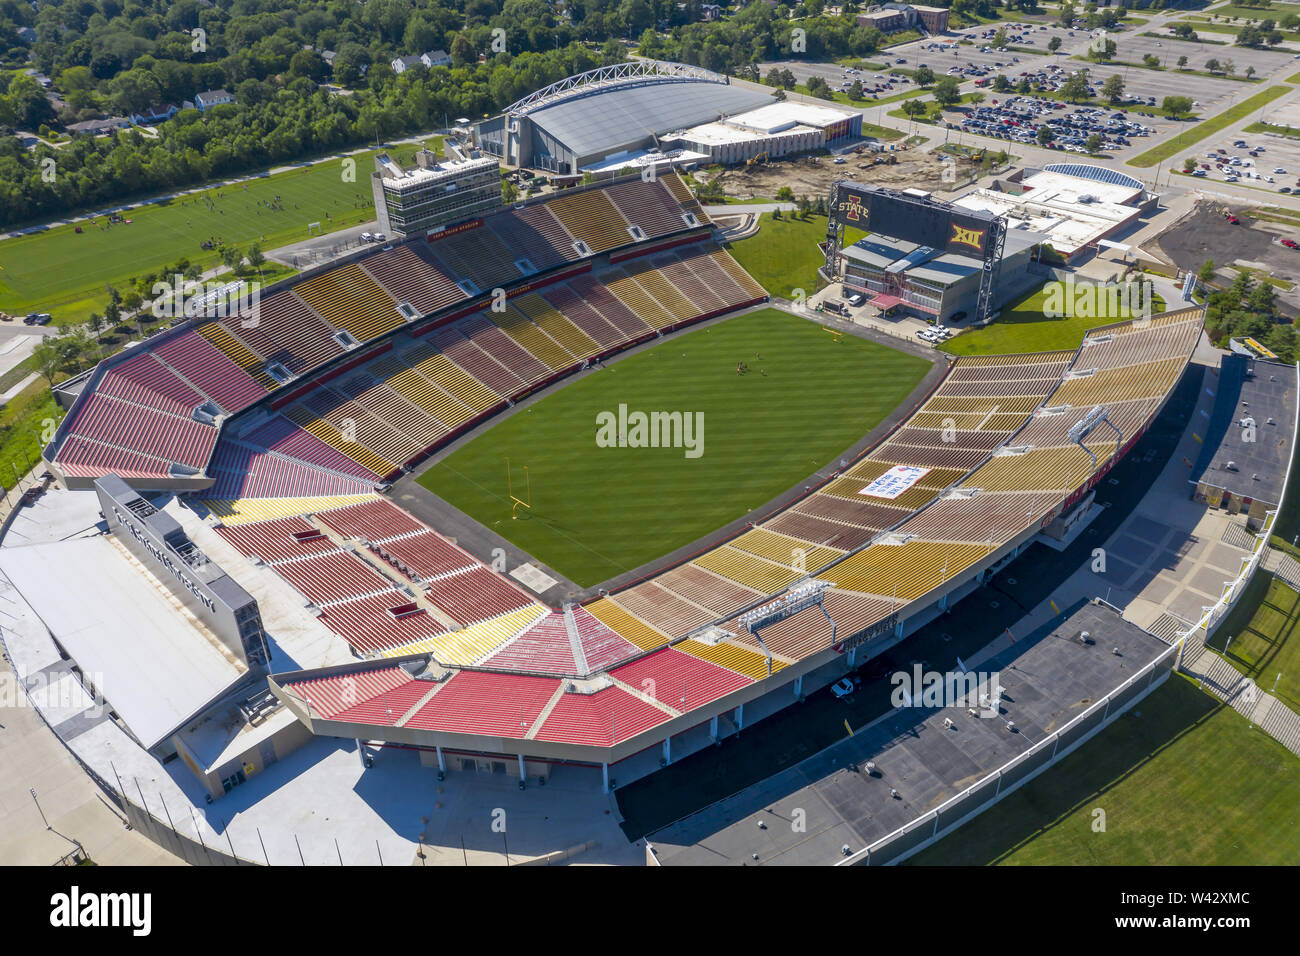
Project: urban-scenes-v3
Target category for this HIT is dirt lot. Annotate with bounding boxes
[706,148,956,200]
[1157,200,1300,283]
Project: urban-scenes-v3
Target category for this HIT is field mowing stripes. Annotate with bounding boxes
[417,308,931,587]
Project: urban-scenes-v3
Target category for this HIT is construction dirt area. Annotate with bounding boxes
[704,147,957,200]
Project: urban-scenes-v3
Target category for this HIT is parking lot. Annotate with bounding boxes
[757,58,921,101]
[954,94,1160,155]
[1183,128,1300,197]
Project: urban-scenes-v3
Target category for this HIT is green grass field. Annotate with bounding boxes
[1206,572,1300,711]
[942,282,1168,356]
[728,214,866,301]
[907,675,1300,865]
[418,308,929,586]
[0,380,61,489]
[1127,85,1291,167]
[0,144,416,325]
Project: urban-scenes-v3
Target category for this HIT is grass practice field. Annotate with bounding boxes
[942,281,1167,356]
[908,675,1300,865]
[0,147,401,325]
[418,308,930,586]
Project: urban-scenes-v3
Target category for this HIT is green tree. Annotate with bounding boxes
[992,74,1012,93]
[1183,157,1197,173]
[849,79,864,100]
[1198,259,1216,283]
[1265,322,1297,363]
[1177,55,1188,69]
[1048,36,1062,53]
[33,340,63,387]
[914,66,935,87]
[1206,57,1222,73]
[1061,70,1091,102]
[901,98,927,119]
[1162,95,1193,118]
[1037,125,1054,145]
[932,76,961,108]
[776,185,795,202]
[1085,133,1102,153]
[502,178,519,203]
[1102,74,1125,103]
[1089,38,1117,63]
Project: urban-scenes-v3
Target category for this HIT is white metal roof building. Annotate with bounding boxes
[475,60,775,173]
[951,167,1145,260]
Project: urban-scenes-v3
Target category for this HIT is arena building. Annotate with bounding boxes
[951,165,1150,261]
[474,60,775,174]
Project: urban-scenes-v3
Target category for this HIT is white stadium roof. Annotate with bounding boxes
[0,536,248,750]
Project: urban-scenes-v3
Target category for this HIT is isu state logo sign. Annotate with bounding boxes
[949,222,986,253]
[839,195,868,224]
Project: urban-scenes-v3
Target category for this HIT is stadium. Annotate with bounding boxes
[0,160,1230,866]
[474,60,862,175]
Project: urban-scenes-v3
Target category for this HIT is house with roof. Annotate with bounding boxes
[194,89,234,112]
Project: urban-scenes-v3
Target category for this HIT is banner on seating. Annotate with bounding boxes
[858,464,930,500]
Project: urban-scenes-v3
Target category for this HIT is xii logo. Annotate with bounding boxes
[949,222,986,252]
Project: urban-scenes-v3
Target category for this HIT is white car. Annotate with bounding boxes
[831,678,856,699]
[1275,167,1288,174]
[360,231,374,242]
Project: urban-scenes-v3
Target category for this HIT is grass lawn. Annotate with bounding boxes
[906,674,1300,865]
[1127,85,1291,167]
[0,379,61,488]
[418,308,929,586]
[1245,120,1300,137]
[1289,70,1300,82]
[1181,17,1300,40]
[1142,30,1231,45]
[1205,572,1300,712]
[942,282,1167,356]
[728,213,865,301]
[0,149,389,326]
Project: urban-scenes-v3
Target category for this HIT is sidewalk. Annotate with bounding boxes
[0,654,183,865]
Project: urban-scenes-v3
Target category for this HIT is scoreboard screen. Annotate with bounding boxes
[834,183,995,258]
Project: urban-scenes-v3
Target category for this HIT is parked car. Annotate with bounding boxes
[831,678,855,699]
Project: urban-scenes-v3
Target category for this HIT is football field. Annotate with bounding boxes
[418,308,931,587]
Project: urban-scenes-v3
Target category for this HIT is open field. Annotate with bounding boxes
[418,308,929,586]
[942,283,1167,356]
[1127,84,1292,166]
[0,148,398,325]
[906,675,1300,865]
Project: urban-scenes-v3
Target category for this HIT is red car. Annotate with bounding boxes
[1227,216,1240,225]
[1282,239,1299,250]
